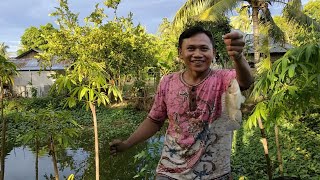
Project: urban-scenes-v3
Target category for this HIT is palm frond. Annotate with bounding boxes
[198,0,240,22]
[284,4,320,31]
[267,0,291,6]
[260,8,285,44]
[173,0,211,28]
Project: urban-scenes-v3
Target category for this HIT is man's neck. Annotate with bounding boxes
[183,68,211,86]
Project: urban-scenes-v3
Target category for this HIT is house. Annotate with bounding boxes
[9,49,67,97]
[243,34,293,66]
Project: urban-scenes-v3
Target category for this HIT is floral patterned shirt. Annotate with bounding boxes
[148,69,244,180]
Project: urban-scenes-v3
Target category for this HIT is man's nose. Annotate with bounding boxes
[192,49,203,57]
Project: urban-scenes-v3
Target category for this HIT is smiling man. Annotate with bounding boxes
[110,26,253,180]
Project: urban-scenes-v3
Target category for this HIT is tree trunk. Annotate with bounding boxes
[89,102,99,180]
[0,80,6,180]
[275,125,283,177]
[35,138,39,180]
[252,2,260,64]
[257,117,272,180]
[50,136,59,180]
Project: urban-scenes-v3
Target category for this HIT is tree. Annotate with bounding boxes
[0,43,9,58]
[54,58,121,180]
[274,0,320,46]
[18,23,58,55]
[230,4,252,33]
[247,41,320,178]
[17,107,79,180]
[0,55,17,180]
[40,1,130,179]
[303,0,320,23]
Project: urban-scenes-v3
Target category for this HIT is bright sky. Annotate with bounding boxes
[0,0,309,57]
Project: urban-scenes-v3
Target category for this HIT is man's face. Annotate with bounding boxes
[179,33,215,73]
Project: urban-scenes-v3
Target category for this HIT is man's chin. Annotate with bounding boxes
[190,67,210,73]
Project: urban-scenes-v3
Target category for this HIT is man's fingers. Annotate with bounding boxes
[223,31,243,40]
[224,38,245,46]
[226,45,243,52]
[109,139,122,155]
[228,51,242,57]
[109,139,122,146]
[228,51,243,61]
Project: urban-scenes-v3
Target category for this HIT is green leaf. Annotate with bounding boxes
[304,44,314,62]
[89,89,94,101]
[318,74,320,90]
[68,97,77,107]
[288,64,297,78]
[79,87,88,100]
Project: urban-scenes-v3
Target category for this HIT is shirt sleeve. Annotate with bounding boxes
[147,75,169,125]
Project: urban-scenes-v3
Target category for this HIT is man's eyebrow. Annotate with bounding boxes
[187,44,209,47]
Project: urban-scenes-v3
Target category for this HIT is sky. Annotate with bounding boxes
[0,0,309,57]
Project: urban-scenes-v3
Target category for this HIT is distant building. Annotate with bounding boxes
[9,49,67,97]
[243,34,293,65]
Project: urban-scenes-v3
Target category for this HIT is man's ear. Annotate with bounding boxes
[212,49,216,57]
[178,48,182,58]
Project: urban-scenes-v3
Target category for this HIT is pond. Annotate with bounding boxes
[4,136,164,180]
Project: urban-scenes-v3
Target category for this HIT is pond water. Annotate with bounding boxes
[4,136,164,180]
[5,147,89,180]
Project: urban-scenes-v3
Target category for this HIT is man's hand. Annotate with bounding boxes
[109,139,130,155]
[223,30,245,61]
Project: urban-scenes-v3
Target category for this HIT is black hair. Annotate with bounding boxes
[178,26,215,49]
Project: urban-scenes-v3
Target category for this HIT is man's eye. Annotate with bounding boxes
[201,47,209,51]
[187,47,195,51]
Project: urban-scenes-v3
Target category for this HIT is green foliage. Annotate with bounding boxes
[0,42,9,58]
[230,4,251,33]
[283,0,320,37]
[18,23,58,55]
[248,42,320,129]
[53,59,121,109]
[40,1,158,94]
[133,138,163,179]
[4,98,145,146]
[3,97,320,179]
[232,119,320,179]
[0,55,18,86]
[15,106,80,150]
[104,0,121,10]
[274,14,320,46]
[304,0,320,24]
[155,18,181,76]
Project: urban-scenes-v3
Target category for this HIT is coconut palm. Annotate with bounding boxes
[173,0,320,64]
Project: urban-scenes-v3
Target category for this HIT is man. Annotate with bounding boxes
[110,26,253,179]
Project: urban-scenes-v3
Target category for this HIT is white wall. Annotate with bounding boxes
[13,71,56,97]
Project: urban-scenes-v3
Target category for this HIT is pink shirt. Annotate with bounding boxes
[148,69,239,179]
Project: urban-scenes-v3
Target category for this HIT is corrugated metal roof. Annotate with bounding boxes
[243,34,293,54]
[9,58,67,71]
[15,49,42,59]
[10,49,69,71]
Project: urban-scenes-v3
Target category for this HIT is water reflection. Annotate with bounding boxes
[5,147,89,180]
[4,132,164,180]
[4,144,153,180]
